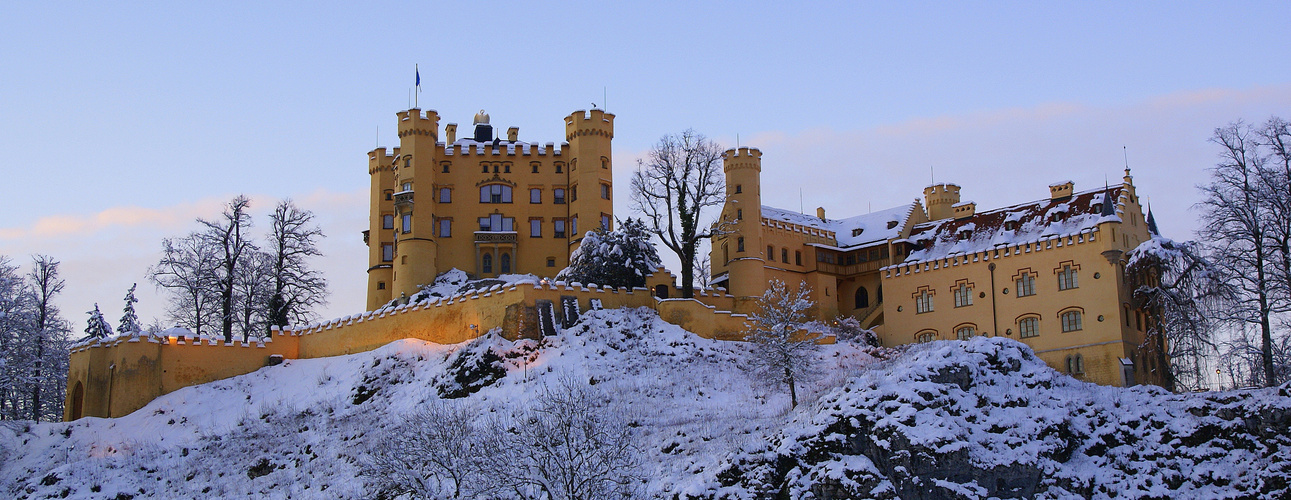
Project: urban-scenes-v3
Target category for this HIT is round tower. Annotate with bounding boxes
[923,183,961,221]
[366,146,396,310]
[722,147,766,312]
[391,108,441,300]
[564,109,615,249]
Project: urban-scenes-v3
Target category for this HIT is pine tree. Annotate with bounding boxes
[119,283,141,334]
[557,218,662,289]
[85,303,113,339]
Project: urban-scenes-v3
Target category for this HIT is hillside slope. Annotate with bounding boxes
[4,309,1289,499]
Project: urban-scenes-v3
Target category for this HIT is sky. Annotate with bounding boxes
[2,2,1290,332]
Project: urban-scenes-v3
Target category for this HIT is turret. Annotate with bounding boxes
[564,109,615,248]
[391,108,441,300]
[721,147,765,310]
[366,146,397,310]
[923,183,961,221]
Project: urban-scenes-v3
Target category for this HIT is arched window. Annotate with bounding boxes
[1018,316,1039,338]
[482,253,493,274]
[855,287,869,309]
[915,290,933,314]
[955,325,976,340]
[500,253,511,274]
[1061,310,1083,332]
[1066,354,1085,374]
[916,330,937,343]
[480,184,513,203]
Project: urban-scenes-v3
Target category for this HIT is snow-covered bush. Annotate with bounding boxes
[556,217,661,289]
[745,280,821,408]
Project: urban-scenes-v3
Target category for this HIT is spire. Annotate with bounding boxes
[1101,181,1116,217]
[1146,203,1160,236]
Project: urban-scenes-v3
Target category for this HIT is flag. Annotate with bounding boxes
[415,65,420,92]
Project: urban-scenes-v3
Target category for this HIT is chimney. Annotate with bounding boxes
[923,183,962,221]
[1049,181,1074,200]
[816,207,826,221]
[953,201,976,219]
[445,124,457,143]
[507,127,518,142]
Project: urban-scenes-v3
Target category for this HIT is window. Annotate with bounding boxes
[442,163,450,173]
[532,164,539,173]
[1066,354,1085,374]
[480,184,513,204]
[736,209,743,220]
[916,331,936,343]
[601,157,608,169]
[530,219,542,237]
[530,188,541,204]
[377,281,385,290]
[855,287,869,309]
[482,253,492,274]
[767,245,774,259]
[1124,305,1132,327]
[781,248,789,263]
[384,190,393,201]
[478,214,514,232]
[438,219,452,238]
[554,220,566,238]
[953,283,973,308]
[1061,310,1083,332]
[916,290,933,314]
[1136,311,1143,331]
[439,188,451,203]
[503,164,510,173]
[500,253,511,274]
[382,244,393,262]
[401,213,411,234]
[555,163,563,173]
[601,183,610,200]
[547,258,556,267]
[382,214,394,229]
[482,164,489,173]
[401,182,412,192]
[571,186,578,202]
[1058,264,1079,290]
[1019,317,1039,338]
[571,217,578,237]
[1016,273,1036,297]
[601,215,611,230]
[956,326,975,340]
[735,184,742,194]
[737,237,745,252]
[554,188,566,204]
[795,251,802,266]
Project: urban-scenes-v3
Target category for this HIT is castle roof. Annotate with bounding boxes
[761,202,920,249]
[900,184,1124,264]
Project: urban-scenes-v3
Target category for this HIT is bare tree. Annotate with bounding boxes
[1199,120,1290,386]
[1257,117,1291,311]
[745,279,820,408]
[200,195,255,343]
[150,233,220,338]
[632,130,726,298]
[266,200,327,329]
[232,250,272,340]
[1126,235,1225,391]
[0,256,32,420]
[362,402,489,498]
[26,255,70,422]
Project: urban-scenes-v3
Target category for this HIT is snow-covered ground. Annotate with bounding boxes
[4,309,1289,499]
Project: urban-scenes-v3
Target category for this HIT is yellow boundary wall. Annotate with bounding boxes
[65,272,752,420]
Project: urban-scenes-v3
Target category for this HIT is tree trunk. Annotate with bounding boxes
[680,239,696,298]
[786,367,798,408]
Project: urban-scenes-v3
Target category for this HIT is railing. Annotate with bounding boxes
[393,191,413,208]
[475,231,518,243]
[816,257,890,276]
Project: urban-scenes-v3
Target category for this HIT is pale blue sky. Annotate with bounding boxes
[2,2,1290,327]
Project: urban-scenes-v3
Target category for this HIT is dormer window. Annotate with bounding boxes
[1005,221,1018,231]
[852,228,864,237]
[958,230,972,240]
[887,220,898,230]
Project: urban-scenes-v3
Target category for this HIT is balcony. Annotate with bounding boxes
[474,231,518,244]
[815,257,891,276]
[393,190,414,209]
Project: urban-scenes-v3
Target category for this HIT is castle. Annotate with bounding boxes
[364,108,615,310]
[63,105,1164,421]
[711,148,1163,387]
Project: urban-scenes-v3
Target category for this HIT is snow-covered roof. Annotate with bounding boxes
[901,184,1124,263]
[761,202,919,248]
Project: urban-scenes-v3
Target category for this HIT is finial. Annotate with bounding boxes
[473,110,490,125]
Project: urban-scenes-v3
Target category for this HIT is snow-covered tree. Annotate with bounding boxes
[118,283,141,335]
[1127,234,1224,391]
[556,217,662,289]
[26,255,71,422]
[150,232,221,338]
[362,402,489,498]
[744,279,820,408]
[84,303,113,340]
[0,255,33,420]
[632,130,728,298]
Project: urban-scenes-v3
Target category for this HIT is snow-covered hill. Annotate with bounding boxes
[4,308,1289,499]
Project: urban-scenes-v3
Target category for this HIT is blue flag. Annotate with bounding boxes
[415,67,420,90]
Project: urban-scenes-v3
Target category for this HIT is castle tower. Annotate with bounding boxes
[391,108,441,301]
[722,147,765,309]
[923,183,961,221]
[366,146,397,310]
[564,109,615,247]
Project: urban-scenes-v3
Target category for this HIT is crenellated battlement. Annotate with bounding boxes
[723,147,763,172]
[439,142,566,157]
[564,109,615,141]
[368,147,398,174]
[397,108,440,138]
